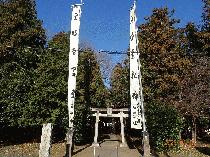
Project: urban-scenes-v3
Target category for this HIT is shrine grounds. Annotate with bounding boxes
[0,133,210,157]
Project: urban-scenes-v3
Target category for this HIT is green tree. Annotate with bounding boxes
[28,32,69,126]
[138,8,189,150]
[185,23,203,55]
[0,0,46,127]
[199,0,210,55]
[110,60,129,108]
[31,32,107,143]
[0,0,46,58]
[138,8,190,105]
[74,48,108,143]
[176,15,210,144]
[146,101,182,151]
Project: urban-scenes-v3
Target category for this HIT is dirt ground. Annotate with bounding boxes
[0,139,209,157]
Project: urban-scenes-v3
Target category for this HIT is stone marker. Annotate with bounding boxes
[39,123,53,157]
[66,127,74,157]
[143,131,151,157]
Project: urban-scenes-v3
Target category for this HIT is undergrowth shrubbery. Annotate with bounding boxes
[146,101,182,151]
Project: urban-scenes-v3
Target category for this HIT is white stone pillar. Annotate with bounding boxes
[92,111,100,147]
[39,123,53,157]
[120,112,127,147]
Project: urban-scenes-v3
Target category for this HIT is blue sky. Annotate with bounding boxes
[36,0,204,65]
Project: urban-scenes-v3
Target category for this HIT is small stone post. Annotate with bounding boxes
[120,111,127,147]
[92,111,99,146]
[143,131,150,157]
[66,127,74,157]
[39,123,53,157]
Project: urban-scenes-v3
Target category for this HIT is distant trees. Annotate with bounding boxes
[177,0,210,142]
[110,61,129,108]
[200,0,210,55]
[74,47,108,143]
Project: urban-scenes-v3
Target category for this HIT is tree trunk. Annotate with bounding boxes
[192,117,197,146]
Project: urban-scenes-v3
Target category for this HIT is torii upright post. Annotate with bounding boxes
[129,1,150,156]
[67,2,83,157]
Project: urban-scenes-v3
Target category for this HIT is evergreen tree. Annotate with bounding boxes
[74,48,108,143]
[31,32,107,143]
[0,0,46,58]
[28,32,69,126]
[137,8,189,150]
[110,60,129,108]
[177,9,210,143]
[185,23,203,55]
[138,8,190,105]
[0,0,46,127]
[199,0,210,55]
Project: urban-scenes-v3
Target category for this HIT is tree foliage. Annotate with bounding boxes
[138,8,190,105]
[0,0,46,58]
[177,23,210,118]
[199,0,210,56]
[74,47,108,143]
[146,101,182,151]
[0,0,209,151]
[0,0,46,127]
[110,61,129,108]
[31,32,107,142]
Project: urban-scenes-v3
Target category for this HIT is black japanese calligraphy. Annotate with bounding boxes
[130,32,134,41]
[71,89,76,98]
[130,15,136,23]
[132,92,139,100]
[131,71,138,79]
[71,67,76,76]
[72,48,76,55]
[130,49,135,59]
[133,121,137,125]
[72,30,78,36]
[74,13,79,20]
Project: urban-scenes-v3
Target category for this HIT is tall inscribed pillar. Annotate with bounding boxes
[130,1,143,129]
[68,5,82,128]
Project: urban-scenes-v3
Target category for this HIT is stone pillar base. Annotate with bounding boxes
[91,143,100,147]
[65,128,74,157]
[143,131,151,157]
[120,142,128,147]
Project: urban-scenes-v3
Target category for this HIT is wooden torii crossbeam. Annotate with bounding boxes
[91,108,128,147]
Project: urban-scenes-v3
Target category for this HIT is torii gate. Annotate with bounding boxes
[91,108,129,147]
[67,0,150,157]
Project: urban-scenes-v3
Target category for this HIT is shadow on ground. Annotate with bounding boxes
[0,126,66,147]
[126,137,147,156]
[126,136,175,157]
[0,127,42,146]
[199,136,210,144]
[196,147,210,156]
[73,144,91,155]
